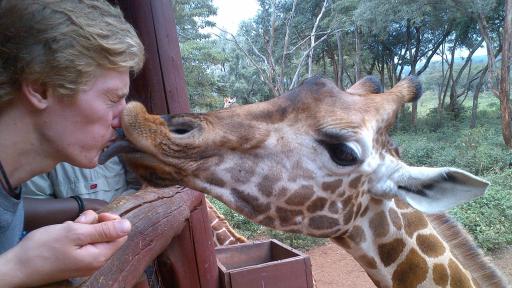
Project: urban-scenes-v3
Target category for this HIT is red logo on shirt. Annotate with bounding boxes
[90,183,98,190]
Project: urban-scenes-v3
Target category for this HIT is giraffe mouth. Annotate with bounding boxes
[99,128,140,164]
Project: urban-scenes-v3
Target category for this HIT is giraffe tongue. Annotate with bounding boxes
[99,129,139,164]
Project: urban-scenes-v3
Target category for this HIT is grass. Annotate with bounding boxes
[209,89,512,252]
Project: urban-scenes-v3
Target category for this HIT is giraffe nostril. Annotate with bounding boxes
[170,123,196,135]
[171,125,194,135]
[161,115,200,136]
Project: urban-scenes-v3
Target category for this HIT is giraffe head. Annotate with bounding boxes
[102,76,488,238]
[223,97,238,108]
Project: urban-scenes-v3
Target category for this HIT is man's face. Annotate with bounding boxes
[41,68,129,168]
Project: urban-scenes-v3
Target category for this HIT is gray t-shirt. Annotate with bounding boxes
[0,186,24,254]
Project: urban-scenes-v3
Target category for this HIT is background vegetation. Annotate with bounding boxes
[172,0,512,252]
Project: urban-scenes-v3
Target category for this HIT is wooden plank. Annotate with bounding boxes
[117,0,168,114]
[189,197,220,288]
[157,221,202,288]
[150,0,190,114]
[77,187,202,288]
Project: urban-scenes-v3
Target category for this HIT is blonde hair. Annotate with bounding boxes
[0,0,144,104]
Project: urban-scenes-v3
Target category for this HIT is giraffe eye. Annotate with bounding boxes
[323,143,360,166]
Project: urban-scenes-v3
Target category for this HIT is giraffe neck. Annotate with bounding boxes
[331,197,477,288]
[206,200,247,247]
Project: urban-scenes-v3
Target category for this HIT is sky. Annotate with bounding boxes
[211,0,260,34]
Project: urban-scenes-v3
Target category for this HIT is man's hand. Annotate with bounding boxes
[0,211,131,287]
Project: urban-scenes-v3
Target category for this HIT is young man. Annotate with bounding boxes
[0,0,145,286]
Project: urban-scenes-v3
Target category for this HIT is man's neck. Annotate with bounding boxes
[0,102,56,187]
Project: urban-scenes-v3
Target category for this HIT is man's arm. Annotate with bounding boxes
[24,197,108,231]
[0,211,131,287]
[23,171,108,231]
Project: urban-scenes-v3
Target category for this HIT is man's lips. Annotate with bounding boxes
[99,128,140,164]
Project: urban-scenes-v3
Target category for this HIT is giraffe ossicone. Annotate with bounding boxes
[101,76,507,287]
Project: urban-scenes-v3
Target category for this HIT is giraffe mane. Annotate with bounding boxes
[427,213,509,288]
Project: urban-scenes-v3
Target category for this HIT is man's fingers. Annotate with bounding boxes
[77,219,131,245]
[75,210,99,224]
[97,213,121,223]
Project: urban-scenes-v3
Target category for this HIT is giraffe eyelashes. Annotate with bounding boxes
[321,142,360,166]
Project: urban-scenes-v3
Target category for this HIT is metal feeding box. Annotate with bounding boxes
[215,239,314,288]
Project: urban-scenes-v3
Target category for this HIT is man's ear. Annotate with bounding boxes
[21,80,48,110]
[370,165,489,213]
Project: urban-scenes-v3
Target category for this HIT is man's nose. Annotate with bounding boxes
[112,100,127,129]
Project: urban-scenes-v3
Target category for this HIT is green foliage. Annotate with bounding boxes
[451,171,512,251]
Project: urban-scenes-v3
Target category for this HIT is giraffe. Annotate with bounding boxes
[101,76,508,288]
[206,199,248,246]
[223,96,238,108]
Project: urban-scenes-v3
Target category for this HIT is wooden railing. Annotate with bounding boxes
[41,187,218,288]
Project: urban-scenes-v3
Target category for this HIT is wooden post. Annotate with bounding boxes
[115,0,190,115]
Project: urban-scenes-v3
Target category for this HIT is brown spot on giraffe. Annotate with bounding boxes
[354,202,363,218]
[394,198,410,210]
[388,207,403,231]
[257,174,280,198]
[359,253,378,270]
[231,188,271,218]
[322,179,343,194]
[392,248,428,288]
[360,204,370,218]
[342,194,354,208]
[348,175,363,189]
[327,201,340,214]
[259,216,275,227]
[343,203,355,225]
[378,238,406,267]
[416,233,446,258]
[369,197,383,206]
[448,258,473,287]
[285,184,315,206]
[369,210,390,239]
[275,187,289,201]
[347,225,366,244]
[200,170,226,187]
[309,215,340,230]
[306,197,328,213]
[275,206,304,227]
[332,235,351,249]
[433,263,449,288]
[402,210,429,238]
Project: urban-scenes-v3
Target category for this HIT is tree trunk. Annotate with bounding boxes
[500,0,512,147]
[354,24,362,81]
[470,65,489,128]
[336,31,345,89]
[308,0,328,77]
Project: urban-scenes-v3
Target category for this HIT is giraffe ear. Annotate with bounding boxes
[392,166,489,213]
